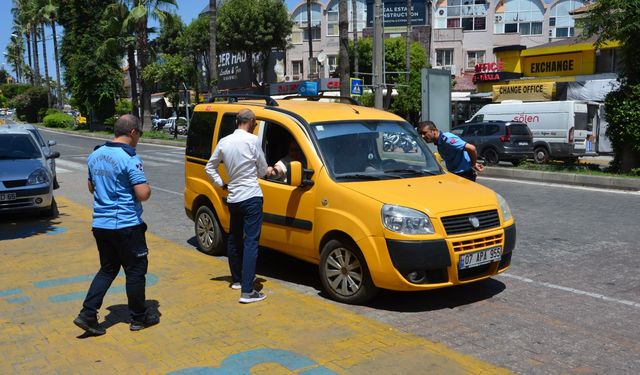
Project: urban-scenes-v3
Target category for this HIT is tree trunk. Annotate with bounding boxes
[52,22,63,109]
[384,84,393,110]
[127,46,140,118]
[26,32,33,85]
[31,25,40,86]
[339,0,350,97]
[41,23,52,108]
[208,0,218,95]
[620,143,640,173]
[137,21,152,130]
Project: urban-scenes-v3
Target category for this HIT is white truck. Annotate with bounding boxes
[468,100,592,163]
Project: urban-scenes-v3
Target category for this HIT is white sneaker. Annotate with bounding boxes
[230,282,241,290]
[239,290,267,304]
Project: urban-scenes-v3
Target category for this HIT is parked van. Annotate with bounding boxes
[184,95,516,304]
[468,100,591,163]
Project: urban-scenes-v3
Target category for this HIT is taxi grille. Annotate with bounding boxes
[452,233,503,252]
[441,209,500,235]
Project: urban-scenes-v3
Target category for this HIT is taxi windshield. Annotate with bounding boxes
[310,120,443,180]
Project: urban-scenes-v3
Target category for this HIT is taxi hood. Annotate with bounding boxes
[340,173,499,217]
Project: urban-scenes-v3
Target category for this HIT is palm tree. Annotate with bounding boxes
[5,35,25,83]
[122,0,177,130]
[11,0,35,85]
[40,0,64,109]
[100,2,140,117]
[208,0,218,94]
[39,24,53,107]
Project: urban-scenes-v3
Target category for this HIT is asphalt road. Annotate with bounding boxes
[35,127,640,374]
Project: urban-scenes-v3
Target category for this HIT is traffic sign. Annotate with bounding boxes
[350,78,363,97]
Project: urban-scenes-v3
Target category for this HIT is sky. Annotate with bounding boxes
[0,0,301,83]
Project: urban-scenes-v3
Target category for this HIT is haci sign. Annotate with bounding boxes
[473,61,505,83]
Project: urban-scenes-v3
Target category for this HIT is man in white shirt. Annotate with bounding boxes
[205,109,268,303]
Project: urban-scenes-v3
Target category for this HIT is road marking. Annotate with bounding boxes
[153,186,182,196]
[56,158,86,170]
[479,176,640,195]
[56,167,72,174]
[500,273,640,309]
[139,154,184,164]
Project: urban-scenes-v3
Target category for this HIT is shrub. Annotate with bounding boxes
[115,100,132,116]
[43,113,75,128]
[103,116,117,132]
[10,86,48,123]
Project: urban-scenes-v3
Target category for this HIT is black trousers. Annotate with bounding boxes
[80,223,149,321]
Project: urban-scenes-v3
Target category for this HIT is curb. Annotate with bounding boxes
[35,125,186,147]
[483,166,640,192]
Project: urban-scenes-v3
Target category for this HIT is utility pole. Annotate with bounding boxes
[406,0,412,84]
[373,0,383,108]
[352,0,358,77]
[306,0,314,79]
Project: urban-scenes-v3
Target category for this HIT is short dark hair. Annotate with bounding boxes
[114,114,142,137]
[417,120,437,131]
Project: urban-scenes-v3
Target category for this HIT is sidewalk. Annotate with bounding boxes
[0,197,510,374]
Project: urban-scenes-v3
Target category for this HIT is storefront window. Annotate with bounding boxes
[494,0,544,35]
[549,0,585,38]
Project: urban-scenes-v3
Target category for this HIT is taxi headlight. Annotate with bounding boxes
[496,193,513,222]
[28,168,49,185]
[382,204,434,234]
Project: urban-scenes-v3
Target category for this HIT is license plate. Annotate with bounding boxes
[0,193,17,201]
[518,142,528,146]
[458,246,502,269]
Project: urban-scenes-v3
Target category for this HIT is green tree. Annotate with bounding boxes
[217,0,293,87]
[121,0,177,130]
[350,37,428,117]
[58,0,124,127]
[12,0,40,86]
[582,0,640,171]
[142,54,192,109]
[152,14,185,56]
[10,86,48,122]
[39,0,64,109]
[177,14,210,101]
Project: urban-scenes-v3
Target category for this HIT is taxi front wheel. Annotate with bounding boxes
[319,239,378,304]
[195,205,226,256]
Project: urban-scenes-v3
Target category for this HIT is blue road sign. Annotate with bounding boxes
[350,78,363,97]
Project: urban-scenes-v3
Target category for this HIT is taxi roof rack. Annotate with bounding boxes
[208,94,279,107]
[282,95,361,106]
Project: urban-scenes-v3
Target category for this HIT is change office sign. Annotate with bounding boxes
[366,0,427,28]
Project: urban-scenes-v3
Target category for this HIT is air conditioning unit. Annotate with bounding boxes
[440,65,457,76]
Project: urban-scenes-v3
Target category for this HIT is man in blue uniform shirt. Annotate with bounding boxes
[418,120,484,181]
[73,115,159,336]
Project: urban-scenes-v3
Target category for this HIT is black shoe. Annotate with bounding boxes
[73,315,106,336]
[130,313,160,331]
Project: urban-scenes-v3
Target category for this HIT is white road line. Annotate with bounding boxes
[499,273,640,309]
[140,160,166,167]
[479,176,640,196]
[56,167,72,174]
[152,186,182,196]
[139,154,183,164]
[56,159,87,170]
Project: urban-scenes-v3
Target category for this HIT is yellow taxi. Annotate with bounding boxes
[184,95,516,304]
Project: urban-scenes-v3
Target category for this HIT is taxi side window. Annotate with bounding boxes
[186,111,218,159]
[262,122,306,183]
[217,113,238,142]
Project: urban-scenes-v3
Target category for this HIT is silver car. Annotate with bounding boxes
[12,124,59,189]
[0,127,60,217]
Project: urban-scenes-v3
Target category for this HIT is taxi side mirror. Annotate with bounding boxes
[289,161,314,188]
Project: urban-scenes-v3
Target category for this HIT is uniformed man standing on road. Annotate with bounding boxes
[73,114,159,336]
[418,120,484,181]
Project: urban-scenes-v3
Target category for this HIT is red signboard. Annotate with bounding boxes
[475,61,505,73]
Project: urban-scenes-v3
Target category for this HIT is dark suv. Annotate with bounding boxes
[451,121,534,166]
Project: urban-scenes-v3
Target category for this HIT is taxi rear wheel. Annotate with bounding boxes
[319,239,378,304]
[195,205,226,256]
